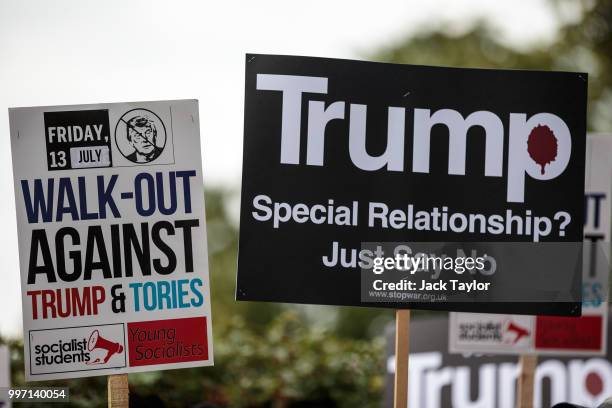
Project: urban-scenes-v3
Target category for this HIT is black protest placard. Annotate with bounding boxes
[237,54,587,315]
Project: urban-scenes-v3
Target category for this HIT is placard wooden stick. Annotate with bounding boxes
[516,353,537,408]
[394,309,411,408]
[108,374,129,408]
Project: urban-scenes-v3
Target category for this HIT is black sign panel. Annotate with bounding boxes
[237,54,587,315]
[44,109,112,171]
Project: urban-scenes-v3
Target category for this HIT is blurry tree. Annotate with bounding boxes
[555,0,612,130]
[373,0,612,131]
[204,189,283,334]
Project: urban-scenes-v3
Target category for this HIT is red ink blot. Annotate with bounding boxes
[586,372,603,396]
[527,124,558,175]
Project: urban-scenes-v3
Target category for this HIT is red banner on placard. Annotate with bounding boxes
[127,317,208,367]
[535,315,603,351]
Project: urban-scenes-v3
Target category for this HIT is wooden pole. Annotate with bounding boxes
[108,374,129,408]
[394,309,411,408]
[516,354,537,408]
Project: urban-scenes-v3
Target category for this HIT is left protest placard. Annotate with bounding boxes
[9,100,214,381]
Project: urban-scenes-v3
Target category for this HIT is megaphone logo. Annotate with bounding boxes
[504,320,531,345]
[86,329,124,365]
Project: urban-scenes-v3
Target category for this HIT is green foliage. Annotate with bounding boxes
[205,189,284,335]
[207,312,385,408]
[375,24,555,70]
